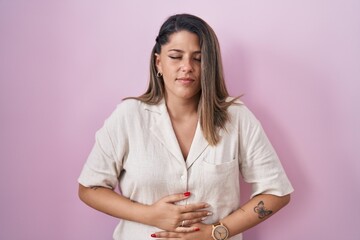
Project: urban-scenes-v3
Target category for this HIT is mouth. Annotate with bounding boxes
[176,77,195,83]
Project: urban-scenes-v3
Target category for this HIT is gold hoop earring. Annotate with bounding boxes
[157,72,163,77]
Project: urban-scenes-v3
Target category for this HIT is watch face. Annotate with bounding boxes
[213,225,229,240]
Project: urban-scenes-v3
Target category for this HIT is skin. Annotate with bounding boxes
[150,31,291,239]
[155,30,202,158]
[78,186,210,232]
[155,30,202,103]
[78,31,209,234]
[79,30,291,240]
[151,194,290,239]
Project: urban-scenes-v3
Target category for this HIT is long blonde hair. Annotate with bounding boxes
[127,14,238,145]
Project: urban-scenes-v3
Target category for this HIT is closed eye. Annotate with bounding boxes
[169,56,181,60]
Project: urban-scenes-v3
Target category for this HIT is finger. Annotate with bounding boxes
[180,202,210,212]
[151,231,182,238]
[161,192,191,204]
[181,217,206,226]
[151,227,200,238]
[181,210,212,220]
[174,226,201,233]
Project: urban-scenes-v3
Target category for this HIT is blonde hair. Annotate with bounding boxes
[127,14,238,145]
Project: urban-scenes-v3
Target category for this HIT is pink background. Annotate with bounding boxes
[1,0,359,239]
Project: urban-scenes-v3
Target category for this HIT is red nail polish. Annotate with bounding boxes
[151,233,156,237]
[184,192,191,197]
[195,227,200,231]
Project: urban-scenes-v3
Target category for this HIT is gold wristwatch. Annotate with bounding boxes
[211,222,229,240]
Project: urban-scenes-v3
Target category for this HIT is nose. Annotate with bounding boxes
[180,58,193,72]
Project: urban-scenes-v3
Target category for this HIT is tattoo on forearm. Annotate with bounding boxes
[254,201,273,219]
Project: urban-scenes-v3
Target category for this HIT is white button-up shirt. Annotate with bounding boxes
[78,98,293,240]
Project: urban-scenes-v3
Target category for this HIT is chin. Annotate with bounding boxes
[180,93,201,101]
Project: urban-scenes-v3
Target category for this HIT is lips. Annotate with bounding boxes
[176,77,194,83]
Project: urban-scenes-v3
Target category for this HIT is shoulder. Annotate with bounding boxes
[113,99,148,116]
[116,98,142,111]
[101,99,143,126]
[224,98,268,143]
[113,98,165,120]
[226,97,257,119]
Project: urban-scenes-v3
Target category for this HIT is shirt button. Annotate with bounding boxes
[180,175,186,181]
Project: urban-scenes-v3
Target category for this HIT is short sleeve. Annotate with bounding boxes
[238,107,294,198]
[78,106,127,190]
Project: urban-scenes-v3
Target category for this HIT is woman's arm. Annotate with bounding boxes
[151,193,291,239]
[78,184,212,232]
[221,193,290,237]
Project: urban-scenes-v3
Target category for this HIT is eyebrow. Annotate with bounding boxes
[168,49,201,54]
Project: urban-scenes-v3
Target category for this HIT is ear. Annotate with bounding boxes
[155,53,162,73]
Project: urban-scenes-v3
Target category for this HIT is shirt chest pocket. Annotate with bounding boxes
[200,158,238,174]
[189,151,240,202]
[200,147,238,170]
[197,149,239,179]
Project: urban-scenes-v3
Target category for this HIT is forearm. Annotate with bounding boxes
[78,184,150,225]
[222,194,291,237]
[149,194,290,239]
[78,184,210,232]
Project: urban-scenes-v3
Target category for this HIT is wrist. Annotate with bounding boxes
[201,224,215,240]
[141,204,155,227]
[211,222,229,240]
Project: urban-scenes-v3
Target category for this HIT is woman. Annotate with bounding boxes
[78,13,293,240]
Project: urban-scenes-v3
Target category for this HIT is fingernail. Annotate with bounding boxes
[201,217,207,221]
[151,234,156,237]
[207,212,213,216]
[184,192,191,197]
[195,227,200,231]
[204,203,210,208]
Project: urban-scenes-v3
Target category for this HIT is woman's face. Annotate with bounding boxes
[156,30,202,102]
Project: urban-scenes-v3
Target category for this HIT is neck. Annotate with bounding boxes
[165,95,200,120]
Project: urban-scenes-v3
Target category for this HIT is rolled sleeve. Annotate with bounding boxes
[239,108,294,198]
[78,106,127,190]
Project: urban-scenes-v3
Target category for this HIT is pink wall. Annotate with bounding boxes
[1,0,359,239]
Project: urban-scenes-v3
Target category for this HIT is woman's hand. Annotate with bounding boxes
[146,192,212,232]
[78,185,211,233]
[150,222,213,240]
